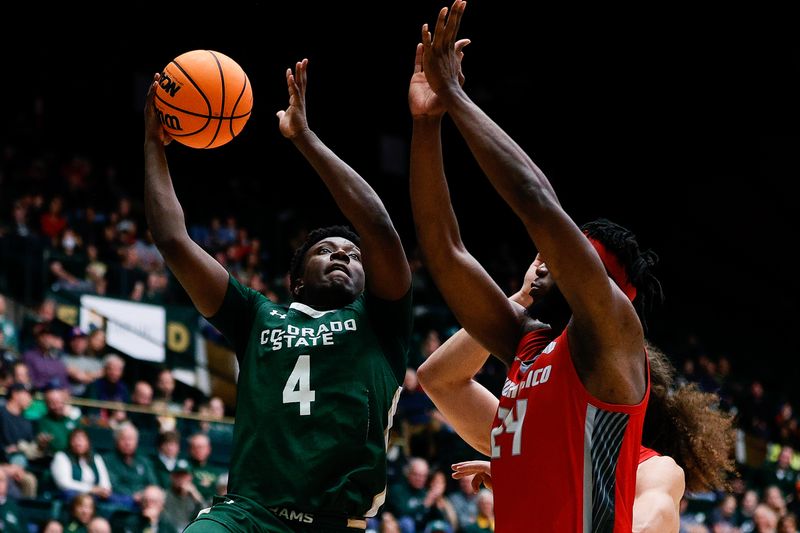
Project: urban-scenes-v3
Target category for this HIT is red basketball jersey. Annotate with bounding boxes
[490,328,649,532]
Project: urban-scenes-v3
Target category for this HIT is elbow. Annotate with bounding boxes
[416,359,443,394]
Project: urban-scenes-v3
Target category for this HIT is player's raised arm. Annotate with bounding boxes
[143,74,229,317]
[421,2,644,395]
[409,40,524,363]
[277,59,410,301]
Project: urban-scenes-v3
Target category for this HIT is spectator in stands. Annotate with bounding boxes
[0,331,17,388]
[162,458,205,531]
[142,270,169,305]
[40,520,63,533]
[50,428,111,501]
[84,354,129,426]
[40,196,67,246]
[461,489,493,533]
[84,245,108,296]
[22,323,69,391]
[710,494,740,530]
[127,380,159,433]
[152,430,182,489]
[396,369,436,459]
[0,295,19,353]
[9,363,30,390]
[387,458,454,533]
[754,503,779,533]
[761,446,799,496]
[133,230,163,273]
[102,423,157,508]
[187,433,223,502]
[203,396,232,440]
[62,327,103,397]
[62,492,96,532]
[86,330,107,359]
[153,367,181,413]
[379,512,401,533]
[0,382,38,465]
[779,513,798,533]
[20,298,59,350]
[0,468,27,533]
[215,472,228,497]
[35,385,79,455]
[740,380,772,441]
[740,489,759,531]
[48,228,90,293]
[765,485,788,520]
[446,472,478,530]
[111,484,171,533]
[105,246,146,301]
[86,516,111,533]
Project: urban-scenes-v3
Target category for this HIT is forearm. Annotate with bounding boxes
[143,139,189,247]
[410,117,463,261]
[442,89,560,219]
[291,130,393,234]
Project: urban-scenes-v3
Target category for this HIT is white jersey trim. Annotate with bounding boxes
[288,302,338,318]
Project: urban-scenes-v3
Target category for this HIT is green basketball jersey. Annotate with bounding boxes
[208,275,411,520]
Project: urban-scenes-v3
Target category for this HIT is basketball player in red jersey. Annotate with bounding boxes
[409,1,666,530]
[419,258,735,532]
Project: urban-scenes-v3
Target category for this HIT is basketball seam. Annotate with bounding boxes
[229,74,250,140]
[152,95,251,120]
[170,59,213,118]
[203,50,226,149]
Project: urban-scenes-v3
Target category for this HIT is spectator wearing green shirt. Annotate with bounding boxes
[101,423,157,510]
[36,385,79,455]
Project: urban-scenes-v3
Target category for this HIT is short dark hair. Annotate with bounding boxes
[580,218,664,330]
[288,225,360,298]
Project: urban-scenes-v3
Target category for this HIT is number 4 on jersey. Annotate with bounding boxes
[283,355,316,415]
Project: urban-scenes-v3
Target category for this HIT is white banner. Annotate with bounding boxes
[79,295,166,363]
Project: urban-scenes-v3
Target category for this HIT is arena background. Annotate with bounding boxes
[5,4,789,380]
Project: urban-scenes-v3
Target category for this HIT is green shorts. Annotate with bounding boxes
[183,494,366,533]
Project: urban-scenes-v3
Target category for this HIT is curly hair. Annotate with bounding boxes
[288,225,360,299]
[581,218,664,331]
[643,340,737,491]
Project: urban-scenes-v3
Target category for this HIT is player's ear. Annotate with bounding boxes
[292,279,304,298]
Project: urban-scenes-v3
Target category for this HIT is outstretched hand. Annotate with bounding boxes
[421,0,468,97]
[144,73,172,146]
[408,38,469,118]
[452,460,493,493]
[277,59,310,139]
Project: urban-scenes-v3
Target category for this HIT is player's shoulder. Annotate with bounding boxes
[638,455,685,495]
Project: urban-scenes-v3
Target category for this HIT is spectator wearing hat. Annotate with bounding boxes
[162,458,204,532]
[62,327,103,397]
[21,323,69,391]
[0,383,36,464]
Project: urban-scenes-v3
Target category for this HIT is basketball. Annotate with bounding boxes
[154,50,253,149]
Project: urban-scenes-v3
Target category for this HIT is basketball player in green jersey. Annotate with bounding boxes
[143,59,412,532]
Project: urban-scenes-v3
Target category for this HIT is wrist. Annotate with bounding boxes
[412,115,444,125]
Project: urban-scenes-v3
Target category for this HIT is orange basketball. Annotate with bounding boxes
[154,50,253,149]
